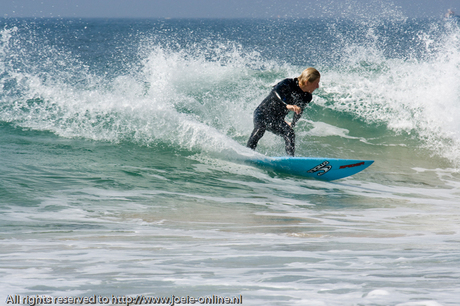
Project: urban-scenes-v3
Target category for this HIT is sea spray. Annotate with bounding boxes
[0,23,268,160]
[319,18,460,164]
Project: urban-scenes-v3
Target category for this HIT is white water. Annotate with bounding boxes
[1,166,460,305]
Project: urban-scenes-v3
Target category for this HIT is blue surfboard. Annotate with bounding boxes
[247,156,374,181]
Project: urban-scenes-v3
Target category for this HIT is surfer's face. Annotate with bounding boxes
[300,77,320,94]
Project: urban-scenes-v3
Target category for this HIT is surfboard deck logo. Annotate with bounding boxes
[307,161,332,176]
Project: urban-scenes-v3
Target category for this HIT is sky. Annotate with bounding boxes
[1,0,458,19]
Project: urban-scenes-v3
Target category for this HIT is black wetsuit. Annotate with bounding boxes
[246,78,312,156]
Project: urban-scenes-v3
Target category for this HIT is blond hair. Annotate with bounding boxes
[298,68,320,86]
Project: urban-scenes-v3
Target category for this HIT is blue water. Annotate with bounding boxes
[1,14,460,306]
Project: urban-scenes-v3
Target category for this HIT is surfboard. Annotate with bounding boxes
[247,156,374,181]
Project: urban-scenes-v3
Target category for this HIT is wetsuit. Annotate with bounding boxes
[246,78,312,156]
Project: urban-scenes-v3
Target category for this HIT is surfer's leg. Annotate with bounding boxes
[247,126,266,150]
[269,121,295,156]
[283,130,295,156]
[247,111,267,150]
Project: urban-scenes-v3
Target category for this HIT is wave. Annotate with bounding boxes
[0,18,459,164]
[319,19,460,164]
[0,23,274,160]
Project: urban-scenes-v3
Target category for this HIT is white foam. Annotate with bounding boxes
[321,22,460,165]
[366,289,390,297]
[396,301,444,306]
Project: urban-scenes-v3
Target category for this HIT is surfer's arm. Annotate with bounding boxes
[274,90,303,127]
[286,104,301,114]
[274,90,301,114]
[291,110,303,128]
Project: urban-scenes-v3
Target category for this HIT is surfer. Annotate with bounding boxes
[246,67,320,156]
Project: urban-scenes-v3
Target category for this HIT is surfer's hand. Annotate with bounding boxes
[285,121,292,127]
[286,104,301,114]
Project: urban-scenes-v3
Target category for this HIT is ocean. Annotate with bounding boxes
[1,14,460,306]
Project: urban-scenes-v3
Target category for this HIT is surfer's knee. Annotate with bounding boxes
[247,127,265,149]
